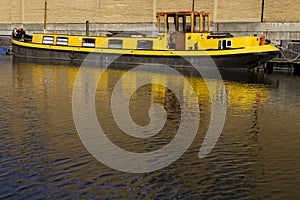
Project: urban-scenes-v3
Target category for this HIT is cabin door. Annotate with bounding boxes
[175,32,185,50]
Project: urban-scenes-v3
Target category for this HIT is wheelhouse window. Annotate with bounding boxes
[108,39,123,49]
[200,12,210,33]
[82,38,95,47]
[177,15,185,32]
[43,36,54,45]
[137,40,153,50]
[157,15,166,32]
[56,37,68,46]
[167,16,176,31]
[194,15,200,32]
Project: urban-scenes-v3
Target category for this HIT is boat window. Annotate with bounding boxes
[226,40,232,48]
[43,36,54,45]
[201,13,210,32]
[177,16,185,32]
[137,40,153,50]
[185,16,191,32]
[194,15,200,32]
[157,15,166,32]
[108,39,123,49]
[56,37,68,46]
[82,38,95,47]
[168,16,176,31]
[219,39,233,49]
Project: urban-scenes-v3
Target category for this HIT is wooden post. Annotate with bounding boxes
[44,0,47,33]
[157,15,160,32]
[191,12,194,33]
[207,13,210,32]
[200,13,203,32]
[164,14,167,32]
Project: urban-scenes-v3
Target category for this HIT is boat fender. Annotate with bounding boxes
[260,34,266,46]
[69,52,76,60]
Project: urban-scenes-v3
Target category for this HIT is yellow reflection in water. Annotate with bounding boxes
[28,64,269,111]
[226,82,269,110]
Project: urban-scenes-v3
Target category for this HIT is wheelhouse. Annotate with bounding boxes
[156,10,210,33]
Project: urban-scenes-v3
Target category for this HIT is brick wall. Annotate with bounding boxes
[264,0,300,22]
[0,0,299,24]
[216,0,262,22]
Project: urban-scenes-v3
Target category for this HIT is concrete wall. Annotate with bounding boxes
[211,22,300,42]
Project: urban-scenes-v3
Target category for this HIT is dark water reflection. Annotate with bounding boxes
[0,57,299,199]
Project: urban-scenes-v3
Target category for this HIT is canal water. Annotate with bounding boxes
[0,56,299,199]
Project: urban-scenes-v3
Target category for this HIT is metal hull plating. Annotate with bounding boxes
[12,42,279,69]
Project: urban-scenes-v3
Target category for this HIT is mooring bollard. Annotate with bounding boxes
[266,62,274,74]
[293,63,300,75]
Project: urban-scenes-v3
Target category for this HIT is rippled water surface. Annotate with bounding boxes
[0,57,299,199]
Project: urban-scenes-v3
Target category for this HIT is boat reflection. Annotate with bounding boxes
[13,58,270,112]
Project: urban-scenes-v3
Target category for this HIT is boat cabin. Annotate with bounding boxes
[156,10,210,33]
[156,10,211,50]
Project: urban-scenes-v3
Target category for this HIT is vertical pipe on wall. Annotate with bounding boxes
[44,0,47,33]
[192,0,195,11]
[86,20,90,36]
[261,0,265,22]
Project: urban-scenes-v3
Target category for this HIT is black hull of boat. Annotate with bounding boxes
[12,43,279,69]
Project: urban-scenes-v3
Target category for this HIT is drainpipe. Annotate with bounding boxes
[86,21,89,36]
[192,0,195,11]
[44,0,47,33]
[261,0,265,22]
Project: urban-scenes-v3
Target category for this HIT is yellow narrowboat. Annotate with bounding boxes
[11,10,279,68]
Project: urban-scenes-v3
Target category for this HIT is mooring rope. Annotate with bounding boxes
[276,42,300,63]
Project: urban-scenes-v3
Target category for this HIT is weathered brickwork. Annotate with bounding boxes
[216,0,262,22]
[0,0,299,23]
[264,0,300,22]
